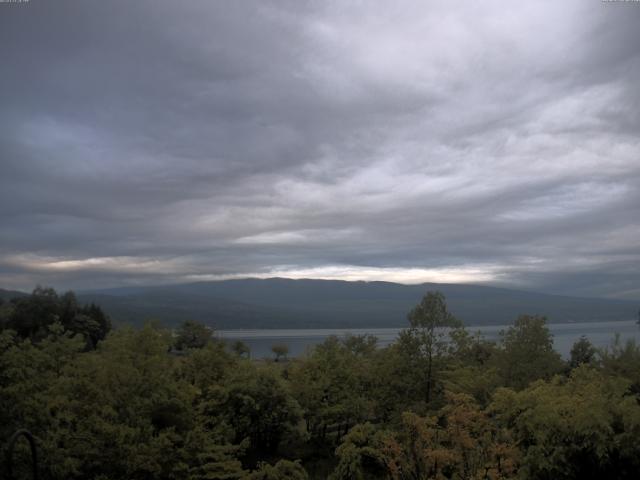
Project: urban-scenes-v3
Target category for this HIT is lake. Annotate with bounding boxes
[218,320,640,359]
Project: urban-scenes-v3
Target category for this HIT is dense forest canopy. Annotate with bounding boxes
[1,287,640,479]
[0,287,111,349]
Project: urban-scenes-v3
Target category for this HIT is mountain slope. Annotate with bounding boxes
[0,288,28,302]
[79,278,639,329]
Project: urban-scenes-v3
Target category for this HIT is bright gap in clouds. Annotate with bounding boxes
[2,253,502,288]
[187,265,504,285]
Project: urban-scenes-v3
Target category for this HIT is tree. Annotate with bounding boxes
[443,329,501,405]
[0,297,13,330]
[2,288,110,349]
[231,340,251,358]
[244,460,308,480]
[58,292,111,349]
[179,340,237,389]
[271,343,289,362]
[331,395,519,480]
[6,286,60,340]
[569,336,597,369]
[342,334,378,357]
[0,329,53,445]
[41,323,216,480]
[182,427,247,480]
[497,315,564,390]
[38,322,84,378]
[399,291,461,403]
[290,336,376,441]
[329,423,391,480]
[76,302,111,348]
[220,364,301,455]
[490,366,640,479]
[434,393,519,479]
[599,335,640,394]
[174,320,213,350]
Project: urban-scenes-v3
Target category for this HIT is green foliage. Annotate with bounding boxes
[8,286,60,339]
[329,423,391,480]
[443,328,501,405]
[393,291,462,405]
[490,366,640,479]
[2,287,639,480]
[220,363,302,455]
[179,340,237,389]
[182,427,247,480]
[174,320,214,350]
[342,334,377,357]
[231,340,251,358]
[43,324,197,479]
[290,336,376,442]
[271,343,289,362]
[0,329,53,442]
[0,296,15,329]
[569,335,597,369]
[244,459,308,480]
[497,314,564,389]
[376,396,518,480]
[1,286,111,348]
[0,322,248,480]
[599,334,640,384]
[331,394,519,480]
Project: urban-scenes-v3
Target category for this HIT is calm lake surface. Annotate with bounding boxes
[218,320,640,359]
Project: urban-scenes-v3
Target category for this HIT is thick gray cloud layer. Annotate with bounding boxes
[1,0,639,298]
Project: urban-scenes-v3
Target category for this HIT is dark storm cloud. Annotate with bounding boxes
[1,0,639,299]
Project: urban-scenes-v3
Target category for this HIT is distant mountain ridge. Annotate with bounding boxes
[70,278,639,329]
[0,288,28,301]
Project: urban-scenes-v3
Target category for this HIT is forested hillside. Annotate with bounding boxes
[2,288,640,479]
[0,289,28,302]
[78,278,638,328]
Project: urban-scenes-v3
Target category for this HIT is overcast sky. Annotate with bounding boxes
[1,0,639,299]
